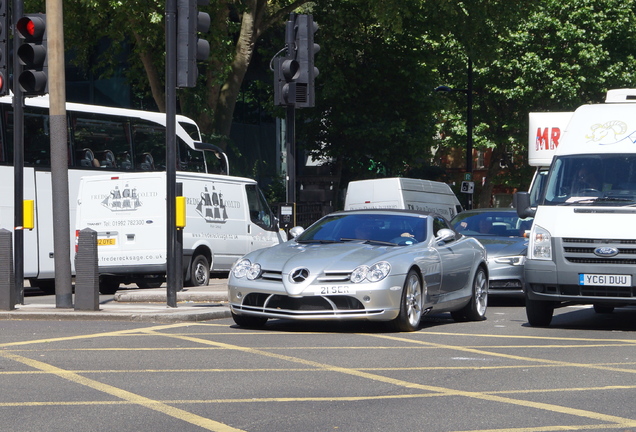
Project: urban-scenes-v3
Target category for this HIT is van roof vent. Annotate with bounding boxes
[605,89,636,103]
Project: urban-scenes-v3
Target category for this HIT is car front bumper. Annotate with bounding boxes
[228,274,406,322]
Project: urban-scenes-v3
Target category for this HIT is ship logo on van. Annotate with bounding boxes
[196,185,228,223]
[102,184,142,211]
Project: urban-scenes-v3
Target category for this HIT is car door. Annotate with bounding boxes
[433,216,474,297]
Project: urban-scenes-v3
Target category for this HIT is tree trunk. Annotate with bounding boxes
[478,144,507,208]
[213,3,260,137]
[133,29,165,113]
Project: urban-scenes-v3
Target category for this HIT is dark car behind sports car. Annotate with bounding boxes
[452,208,533,298]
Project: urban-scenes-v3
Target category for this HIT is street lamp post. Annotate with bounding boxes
[435,58,474,210]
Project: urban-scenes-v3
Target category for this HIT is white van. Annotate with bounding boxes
[527,112,574,206]
[516,89,636,326]
[75,171,282,293]
[344,177,462,220]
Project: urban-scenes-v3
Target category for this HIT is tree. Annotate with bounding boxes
[294,0,440,204]
[26,0,310,139]
[294,0,533,207]
[434,0,636,207]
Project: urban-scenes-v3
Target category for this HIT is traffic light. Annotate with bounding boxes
[274,57,299,106]
[294,15,319,108]
[274,14,299,107]
[177,0,211,88]
[274,14,319,108]
[16,14,48,95]
[0,0,8,96]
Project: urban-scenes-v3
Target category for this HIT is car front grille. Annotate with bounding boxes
[562,237,636,265]
[236,293,384,317]
[258,269,353,282]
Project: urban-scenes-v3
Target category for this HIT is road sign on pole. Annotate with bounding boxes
[461,181,474,194]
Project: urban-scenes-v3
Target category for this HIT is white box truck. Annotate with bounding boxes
[75,172,283,293]
[344,177,463,220]
[516,89,636,326]
[527,112,574,205]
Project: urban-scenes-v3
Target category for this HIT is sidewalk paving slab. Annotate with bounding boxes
[0,280,231,323]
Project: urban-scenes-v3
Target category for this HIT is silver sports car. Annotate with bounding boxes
[229,209,489,331]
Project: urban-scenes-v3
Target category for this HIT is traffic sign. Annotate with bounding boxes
[461,181,474,194]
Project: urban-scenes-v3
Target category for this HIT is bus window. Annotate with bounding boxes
[0,107,5,163]
[4,106,53,167]
[178,121,201,141]
[71,113,132,170]
[131,119,166,171]
[178,140,206,173]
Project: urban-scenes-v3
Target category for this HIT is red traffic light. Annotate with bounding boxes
[17,15,45,41]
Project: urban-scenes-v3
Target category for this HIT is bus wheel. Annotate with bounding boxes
[188,255,210,287]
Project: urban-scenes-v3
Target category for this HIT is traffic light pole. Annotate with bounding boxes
[12,0,24,305]
[286,105,296,204]
[166,0,178,307]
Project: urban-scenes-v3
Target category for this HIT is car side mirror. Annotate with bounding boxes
[289,226,305,238]
[514,192,536,219]
[435,228,456,244]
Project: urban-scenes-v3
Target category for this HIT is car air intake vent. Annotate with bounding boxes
[318,271,352,282]
[566,257,636,265]
[563,238,636,245]
[260,270,283,281]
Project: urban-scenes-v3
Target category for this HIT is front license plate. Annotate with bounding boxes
[315,286,355,295]
[579,274,632,287]
[97,238,116,246]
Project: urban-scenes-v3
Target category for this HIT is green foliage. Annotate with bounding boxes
[296,0,441,185]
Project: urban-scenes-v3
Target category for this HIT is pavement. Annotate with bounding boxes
[0,278,232,323]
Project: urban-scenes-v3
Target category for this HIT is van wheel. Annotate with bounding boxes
[188,254,210,287]
[99,277,120,295]
[31,279,56,295]
[525,297,555,327]
[593,304,615,314]
[136,280,163,289]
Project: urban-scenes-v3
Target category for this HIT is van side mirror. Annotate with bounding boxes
[514,192,536,219]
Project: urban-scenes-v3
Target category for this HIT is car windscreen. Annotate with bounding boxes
[296,213,428,244]
[543,154,636,206]
[452,211,533,237]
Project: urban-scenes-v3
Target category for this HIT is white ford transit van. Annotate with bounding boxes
[344,177,463,220]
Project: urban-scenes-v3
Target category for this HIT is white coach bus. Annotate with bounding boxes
[0,95,227,293]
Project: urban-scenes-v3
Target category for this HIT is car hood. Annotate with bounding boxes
[475,237,528,258]
[250,240,404,271]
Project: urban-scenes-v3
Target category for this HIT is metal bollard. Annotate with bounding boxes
[0,229,16,310]
[74,228,99,311]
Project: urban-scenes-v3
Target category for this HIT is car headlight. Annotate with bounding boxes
[529,225,551,260]
[232,259,261,280]
[494,255,526,266]
[350,261,391,283]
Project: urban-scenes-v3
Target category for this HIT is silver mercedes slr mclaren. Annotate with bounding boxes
[229,209,488,331]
